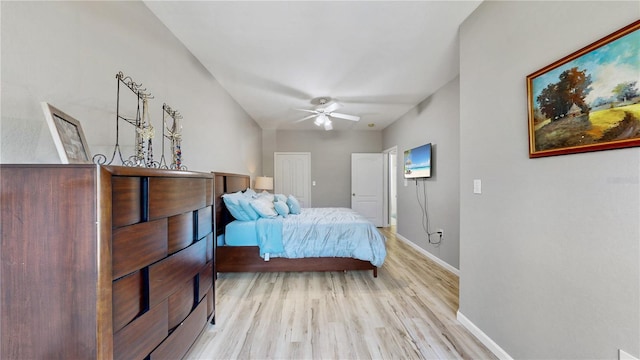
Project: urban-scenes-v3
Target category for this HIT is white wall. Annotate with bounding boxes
[273,130,382,207]
[383,77,461,269]
[1,1,261,175]
[459,1,639,358]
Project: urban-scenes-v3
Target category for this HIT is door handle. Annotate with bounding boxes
[352,193,355,196]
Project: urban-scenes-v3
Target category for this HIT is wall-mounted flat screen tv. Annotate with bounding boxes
[403,143,432,179]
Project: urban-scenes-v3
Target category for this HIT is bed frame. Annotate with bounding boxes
[213,172,378,277]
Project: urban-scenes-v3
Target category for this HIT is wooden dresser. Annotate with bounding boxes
[0,164,215,360]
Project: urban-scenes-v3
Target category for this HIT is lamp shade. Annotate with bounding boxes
[254,176,273,191]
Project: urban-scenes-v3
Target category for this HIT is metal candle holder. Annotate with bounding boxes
[159,103,186,170]
[93,71,158,168]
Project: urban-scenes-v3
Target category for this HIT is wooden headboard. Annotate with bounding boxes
[213,172,250,237]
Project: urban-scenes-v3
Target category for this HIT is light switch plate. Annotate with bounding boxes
[473,179,482,194]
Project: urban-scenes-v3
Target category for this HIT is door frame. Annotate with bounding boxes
[383,146,398,228]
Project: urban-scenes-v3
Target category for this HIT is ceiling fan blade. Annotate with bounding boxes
[294,108,319,114]
[329,112,360,121]
[293,114,317,123]
[321,102,342,113]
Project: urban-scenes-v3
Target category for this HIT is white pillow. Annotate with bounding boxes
[257,190,275,202]
[250,197,278,218]
[244,188,257,198]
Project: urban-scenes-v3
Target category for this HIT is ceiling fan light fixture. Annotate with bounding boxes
[293,98,357,129]
[314,113,327,126]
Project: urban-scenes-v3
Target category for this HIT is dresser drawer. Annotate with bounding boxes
[112,270,145,333]
[196,206,212,240]
[112,218,168,279]
[149,298,208,360]
[148,240,206,307]
[168,212,193,254]
[113,300,168,360]
[148,178,206,220]
[168,278,196,330]
[198,261,214,301]
[112,177,142,227]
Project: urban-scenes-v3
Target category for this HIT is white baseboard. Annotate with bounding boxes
[395,233,510,359]
[395,233,460,276]
[457,311,513,360]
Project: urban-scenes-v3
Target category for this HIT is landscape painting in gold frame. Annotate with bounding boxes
[527,20,640,158]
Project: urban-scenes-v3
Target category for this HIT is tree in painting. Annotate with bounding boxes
[612,81,639,102]
[537,67,593,121]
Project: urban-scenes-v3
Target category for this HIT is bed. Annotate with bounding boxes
[213,172,386,277]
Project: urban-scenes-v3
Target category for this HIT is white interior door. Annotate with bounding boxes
[274,152,311,207]
[351,153,383,227]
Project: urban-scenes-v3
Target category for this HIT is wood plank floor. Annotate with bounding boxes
[186,227,496,359]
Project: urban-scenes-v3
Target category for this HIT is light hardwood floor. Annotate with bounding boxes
[186,227,496,359]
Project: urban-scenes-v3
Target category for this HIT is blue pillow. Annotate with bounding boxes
[250,197,278,218]
[274,200,289,218]
[222,192,252,221]
[286,195,301,215]
[274,193,287,203]
[239,198,259,220]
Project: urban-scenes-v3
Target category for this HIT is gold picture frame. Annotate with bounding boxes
[527,20,640,158]
[42,102,92,164]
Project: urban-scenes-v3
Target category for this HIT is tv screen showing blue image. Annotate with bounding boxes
[403,143,431,178]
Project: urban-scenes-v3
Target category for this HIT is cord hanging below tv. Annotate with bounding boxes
[403,143,432,179]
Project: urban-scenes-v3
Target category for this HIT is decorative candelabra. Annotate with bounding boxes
[138,96,156,167]
[93,71,158,168]
[160,103,186,170]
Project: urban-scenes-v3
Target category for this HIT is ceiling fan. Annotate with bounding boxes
[294,97,360,130]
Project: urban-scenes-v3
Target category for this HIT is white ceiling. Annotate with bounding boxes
[145,1,481,131]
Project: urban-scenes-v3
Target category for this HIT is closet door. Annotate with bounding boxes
[274,152,311,207]
[351,153,383,227]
